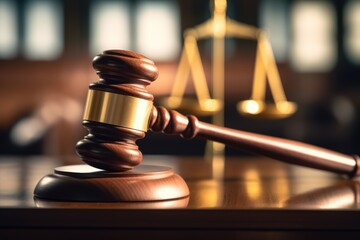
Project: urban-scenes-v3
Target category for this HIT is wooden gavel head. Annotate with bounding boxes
[76,50,158,171]
[76,50,198,171]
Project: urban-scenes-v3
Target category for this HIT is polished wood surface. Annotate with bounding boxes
[34,164,189,202]
[1,155,360,239]
[1,155,359,208]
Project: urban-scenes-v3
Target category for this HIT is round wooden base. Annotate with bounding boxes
[34,164,189,202]
[34,197,189,209]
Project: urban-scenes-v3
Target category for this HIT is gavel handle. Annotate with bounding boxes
[197,121,360,177]
[150,107,360,178]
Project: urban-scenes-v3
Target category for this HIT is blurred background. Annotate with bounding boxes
[0,0,359,162]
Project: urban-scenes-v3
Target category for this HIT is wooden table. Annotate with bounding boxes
[1,155,360,239]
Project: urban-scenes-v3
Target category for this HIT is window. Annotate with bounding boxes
[290,1,336,72]
[89,1,130,55]
[0,0,63,60]
[0,0,18,58]
[259,0,288,62]
[24,0,63,60]
[344,0,360,64]
[89,0,180,61]
[135,0,180,61]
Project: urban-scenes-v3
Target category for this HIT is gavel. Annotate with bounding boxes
[76,49,359,178]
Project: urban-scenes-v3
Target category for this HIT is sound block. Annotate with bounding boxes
[34,164,189,202]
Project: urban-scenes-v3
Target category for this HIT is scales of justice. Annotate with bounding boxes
[34,0,359,206]
[161,0,296,161]
[163,0,297,118]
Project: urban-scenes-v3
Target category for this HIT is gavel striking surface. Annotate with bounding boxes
[34,164,189,202]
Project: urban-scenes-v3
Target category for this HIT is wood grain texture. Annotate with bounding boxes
[1,155,359,209]
[76,50,158,171]
[76,121,145,171]
[148,106,360,178]
[4,155,360,239]
[34,164,189,202]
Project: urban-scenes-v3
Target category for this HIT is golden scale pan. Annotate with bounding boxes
[161,34,223,116]
[161,0,296,119]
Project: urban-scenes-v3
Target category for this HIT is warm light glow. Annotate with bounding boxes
[166,96,182,108]
[155,186,181,200]
[244,169,262,200]
[273,178,289,207]
[194,180,223,208]
[24,0,63,60]
[276,101,297,114]
[89,1,130,55]
[212,154,225,179]
[135,0,180,61]
[0,0,17,58]
[291,1,336,72]
[200,99,222,112]
[344,0,360,64]
[245,100,261,114]
[240,100,264,115]
[0,159,20,195]
[318,195,355,209]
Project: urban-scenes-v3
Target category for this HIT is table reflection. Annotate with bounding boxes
[283,181,360,209]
